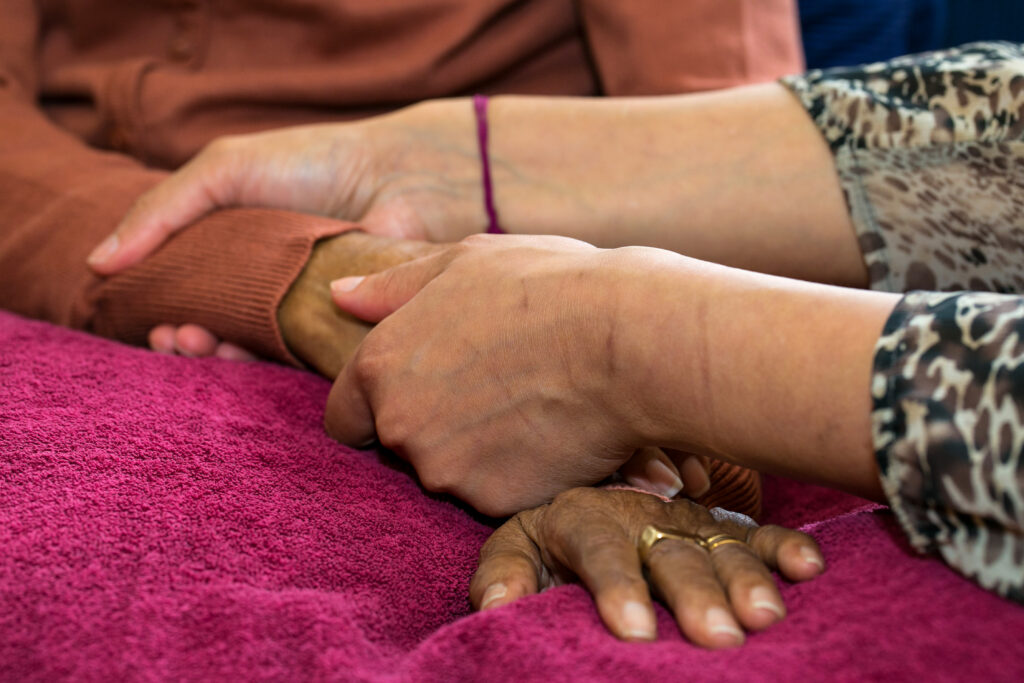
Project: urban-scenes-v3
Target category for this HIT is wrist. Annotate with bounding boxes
[612,250,899,498]
[366,99,489,242]
[278,231,444,378]
[606,247,722,452]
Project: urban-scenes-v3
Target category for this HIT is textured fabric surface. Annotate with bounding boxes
[3,310,1023,681]
[872,291,1024,601]
[782,42,1024,295]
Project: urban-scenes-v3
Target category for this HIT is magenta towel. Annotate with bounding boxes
[1,310,1022,682]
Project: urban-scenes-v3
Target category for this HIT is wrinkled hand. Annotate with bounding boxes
[324,234,697,515]
[470,488,824,647]
[86,100,486,275]
[144,231,443,374]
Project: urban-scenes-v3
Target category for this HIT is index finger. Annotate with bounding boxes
[470,511,547,612]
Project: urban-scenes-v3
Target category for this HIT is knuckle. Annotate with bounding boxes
[647,538,705,564]
[577,531,631,560]
[349,349,379,386]
[348,340,391,389]
[416,463,455,495]
[748,523,796,551]
[460,232,495,248]
[204,134,242,157]
[373,410,411,451]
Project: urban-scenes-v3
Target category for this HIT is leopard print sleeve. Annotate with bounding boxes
[873,291,1024,601]
[782,43,1024,600]
[781,41,1024,295]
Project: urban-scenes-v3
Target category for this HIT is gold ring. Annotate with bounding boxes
[702,533,746,552]
[638,525,707,563]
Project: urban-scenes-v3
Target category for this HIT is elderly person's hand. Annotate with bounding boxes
[470,487,823,648]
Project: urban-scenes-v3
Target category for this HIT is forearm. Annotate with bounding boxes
[487,84,868,287]
[615,248,898,500]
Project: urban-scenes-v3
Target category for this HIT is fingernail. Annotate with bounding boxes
[682,457,711,498]
[620,600,657,641]
[330,276,364,294]
[800,546,824,571]
[87,235,119,265]
[705,607,744,646]
[480,583,508,610]
[645,458,683,499]
[750,586,785,620]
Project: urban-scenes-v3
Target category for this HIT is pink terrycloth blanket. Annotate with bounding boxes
[2,310,1022,682]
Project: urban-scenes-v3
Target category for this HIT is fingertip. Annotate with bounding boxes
[330,276,383,322]
[796,544,826,578]
[479,583,509,610]
[780,542,825,582]
[478,581,533,612]
[679,455,710,498]
[330,276,365,297]
[175,324,220,357]
[86,235,122,273]
[214,342,259,362]
[703,607,746,649]
[621,448,683,499]
[603,598,657,642]
[739,585,786,632]
[324,362,377,446]
[470,553,539,612]
[148,325,177,354]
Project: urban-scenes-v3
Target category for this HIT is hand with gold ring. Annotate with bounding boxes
[469,487,824,649]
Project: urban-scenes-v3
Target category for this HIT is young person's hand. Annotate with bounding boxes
[87,100,487,275]
[326,232,896,513]
[471,487,824,647]
[90,85,868,291]
[324,234,705,515]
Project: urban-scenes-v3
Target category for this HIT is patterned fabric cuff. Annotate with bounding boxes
[872,291,1024,601]
[780,42,1024,296]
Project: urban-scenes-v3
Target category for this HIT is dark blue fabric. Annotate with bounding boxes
[945,0,1024,45]
[798,0,946,69]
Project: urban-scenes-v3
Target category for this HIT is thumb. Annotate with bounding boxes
[87,142,245,275]
[329,249,455,323]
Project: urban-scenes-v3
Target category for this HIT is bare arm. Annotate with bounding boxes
[93,85,866,290]
[609,247,896,501]
[487,84,867,288]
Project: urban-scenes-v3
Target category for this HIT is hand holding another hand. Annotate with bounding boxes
[87,100,487,275]
[324,234,718,515]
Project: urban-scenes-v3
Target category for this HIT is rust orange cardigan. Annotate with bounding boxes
[0,0,800,516]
